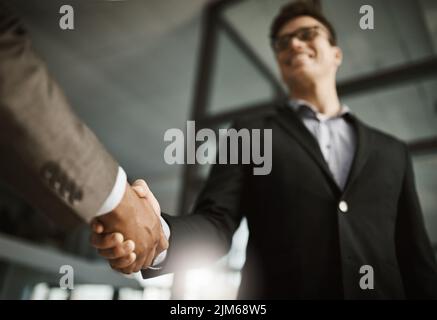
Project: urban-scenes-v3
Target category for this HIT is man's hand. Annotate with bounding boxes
[90,180,168,274]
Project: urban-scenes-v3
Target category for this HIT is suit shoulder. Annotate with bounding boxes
[232,106,279,129]
[362,121,408,152]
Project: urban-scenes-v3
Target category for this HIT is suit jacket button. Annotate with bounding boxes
[339,200,348,213]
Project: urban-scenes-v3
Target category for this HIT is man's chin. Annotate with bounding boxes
[288,68,313,81]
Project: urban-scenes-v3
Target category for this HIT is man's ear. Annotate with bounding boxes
[333,46,343,67]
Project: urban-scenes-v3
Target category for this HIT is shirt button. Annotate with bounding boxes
[339,201,348,213]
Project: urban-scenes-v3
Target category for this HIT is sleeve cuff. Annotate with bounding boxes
[95,166,127,216]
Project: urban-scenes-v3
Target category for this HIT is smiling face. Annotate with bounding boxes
[274,16,342,88]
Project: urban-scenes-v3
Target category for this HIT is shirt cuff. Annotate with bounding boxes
[149,216,171,268]
[96,166,127,216]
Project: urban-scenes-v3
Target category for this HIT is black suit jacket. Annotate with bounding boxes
[143,104,437,299]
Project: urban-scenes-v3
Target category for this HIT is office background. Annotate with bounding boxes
[0,0,436,299]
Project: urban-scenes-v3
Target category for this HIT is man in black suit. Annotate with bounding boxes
[92,2,437,299]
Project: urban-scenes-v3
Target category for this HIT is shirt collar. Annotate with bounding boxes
[288,99,350,121]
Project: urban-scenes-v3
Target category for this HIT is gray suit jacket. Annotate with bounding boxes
[0,3,118,229]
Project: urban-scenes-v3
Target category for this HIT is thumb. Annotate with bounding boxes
[132,185,147,198]
[132,179,161,217]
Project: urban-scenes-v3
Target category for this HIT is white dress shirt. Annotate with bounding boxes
[289,99,357,190]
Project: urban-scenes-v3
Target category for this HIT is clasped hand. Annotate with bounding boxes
[90,179,167,274]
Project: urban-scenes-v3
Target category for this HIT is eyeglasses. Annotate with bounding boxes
[271,26,328,52]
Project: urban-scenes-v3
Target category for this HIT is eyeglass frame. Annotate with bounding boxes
[271,25,333,53]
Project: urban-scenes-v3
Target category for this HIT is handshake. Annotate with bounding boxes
[90,180,168,274]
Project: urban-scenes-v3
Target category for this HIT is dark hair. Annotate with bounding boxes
[270,1,337,46]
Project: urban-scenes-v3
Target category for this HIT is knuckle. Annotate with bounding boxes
[110,233,117,243]
[123,241,133,252]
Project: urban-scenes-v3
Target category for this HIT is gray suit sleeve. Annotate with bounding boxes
[0,3,119,226]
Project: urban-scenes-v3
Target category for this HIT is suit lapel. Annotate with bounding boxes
[343,114,373,193]
[274,105,341,194]
[274,105,374,196]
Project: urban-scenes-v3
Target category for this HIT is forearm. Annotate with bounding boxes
[142,210,239,279]
[0,5,119,222]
